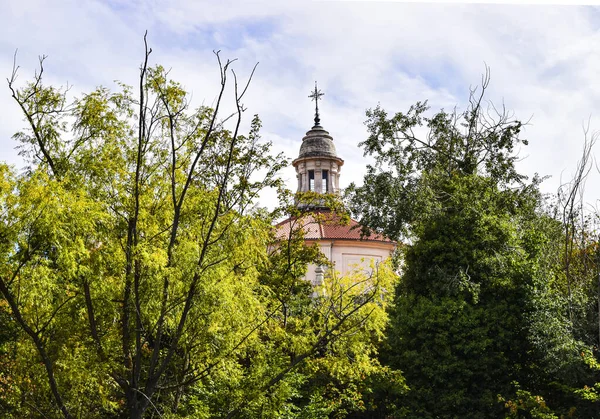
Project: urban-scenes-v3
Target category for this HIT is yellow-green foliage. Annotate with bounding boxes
[0,56,404,419]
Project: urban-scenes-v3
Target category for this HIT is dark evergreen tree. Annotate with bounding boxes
[347,70,600,417]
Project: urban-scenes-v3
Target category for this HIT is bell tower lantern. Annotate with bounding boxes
[292,82,344,204]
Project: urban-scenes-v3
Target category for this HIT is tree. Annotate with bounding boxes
[1,36,401,418]
[346,69,581,417]
[347,68,526,243]
[2,33,285,417]
[216,191,406,419]
[384,173,552,417]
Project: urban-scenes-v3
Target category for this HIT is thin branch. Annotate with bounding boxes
[7,51,59,176]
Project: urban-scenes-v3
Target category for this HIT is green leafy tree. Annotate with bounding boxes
[347,69,526,243]
[210,192,405,418]
[384,173,551,417]
[1,36,402,419]
[346,69,586,417]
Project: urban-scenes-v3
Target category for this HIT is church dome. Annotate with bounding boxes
[273,82,396,287]
[297,125,338,159]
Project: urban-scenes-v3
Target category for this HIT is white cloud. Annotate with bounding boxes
[1,1,600,209]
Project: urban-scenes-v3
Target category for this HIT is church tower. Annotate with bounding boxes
[292,83,344,207]
[275,83,395,287]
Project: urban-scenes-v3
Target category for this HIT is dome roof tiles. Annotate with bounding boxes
[274,212,394,244]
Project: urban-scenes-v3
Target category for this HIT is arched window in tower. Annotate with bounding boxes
[322,170,329,193]
[308,170,315,191]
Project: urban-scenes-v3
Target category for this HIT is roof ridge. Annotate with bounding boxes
[273,214,395,244]
[319,215,325,238]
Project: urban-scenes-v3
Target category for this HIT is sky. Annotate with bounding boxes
[2,0,600,212]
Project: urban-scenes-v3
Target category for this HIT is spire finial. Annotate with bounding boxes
[308,81,324,127]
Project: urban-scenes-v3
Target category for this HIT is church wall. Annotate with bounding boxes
[304,239,395,285]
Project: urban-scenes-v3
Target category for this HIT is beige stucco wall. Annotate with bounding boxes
[305,239,395,285]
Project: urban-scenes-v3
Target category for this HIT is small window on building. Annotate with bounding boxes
[322,170,329,193]
[308,170,315,191]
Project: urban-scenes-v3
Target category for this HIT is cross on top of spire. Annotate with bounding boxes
[308,81,324,127]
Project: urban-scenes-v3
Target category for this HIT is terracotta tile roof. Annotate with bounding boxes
[274,211,394,243]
